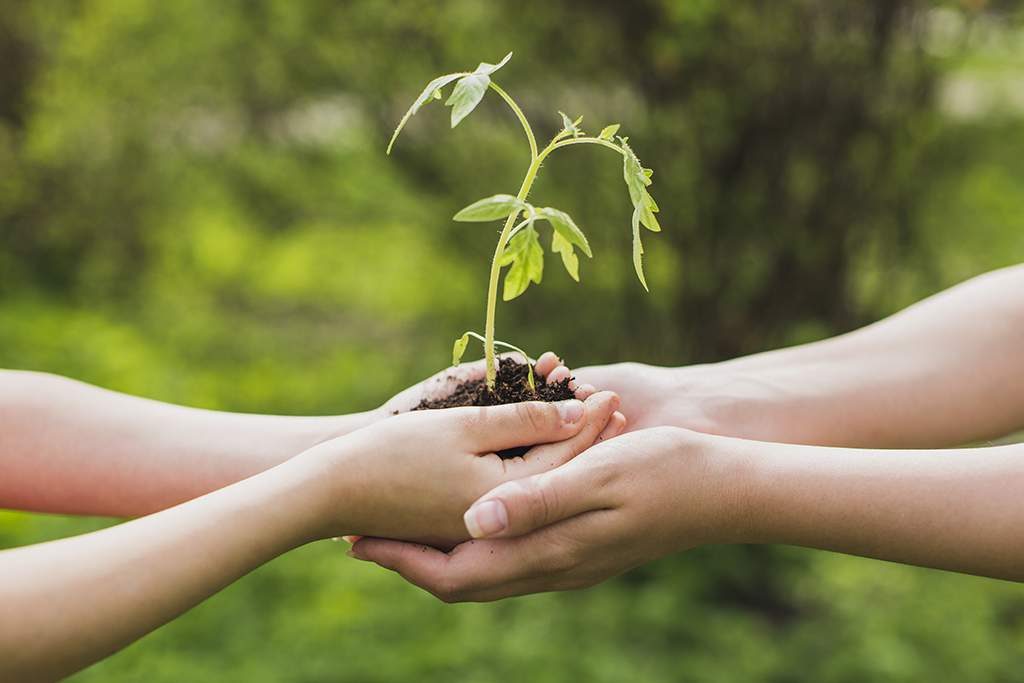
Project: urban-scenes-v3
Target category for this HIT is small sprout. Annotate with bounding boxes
[452,332,470,366]
[389,54,664,390]
[557,111,585,139]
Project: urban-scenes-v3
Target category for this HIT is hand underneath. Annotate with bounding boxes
[573,361,776,439]
[299,390,625,549]
[349,426,750,600]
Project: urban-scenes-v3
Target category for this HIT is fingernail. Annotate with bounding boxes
[346,549,366,561]
[464,499,508,538]
[556,399,584,424]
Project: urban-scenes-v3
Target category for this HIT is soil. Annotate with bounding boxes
[412,356,575,458]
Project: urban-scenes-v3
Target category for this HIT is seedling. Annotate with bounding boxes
[388,52,661,392]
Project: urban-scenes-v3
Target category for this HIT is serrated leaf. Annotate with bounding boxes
[498,227,530,266]
[474,52,513,76]
[452,332,470,366]
[454,194,526,222]
[535,207,592,257]
[619,137,661,233]
[631,207,649,291]
[446,73,490,127]
[598,124,620,140]
[502,227,543,301]
[551,231,579,281]
[387,72,466,154]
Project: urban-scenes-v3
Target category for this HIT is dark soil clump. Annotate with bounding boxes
[412,357,575,458]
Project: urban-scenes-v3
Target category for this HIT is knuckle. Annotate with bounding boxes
[527,478,559,528]
[522,401,556,433]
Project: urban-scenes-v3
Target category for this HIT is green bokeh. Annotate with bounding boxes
[1,1,1023,680]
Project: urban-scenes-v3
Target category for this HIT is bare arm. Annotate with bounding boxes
[0,353,578,517]
[0,370,375,516]
[576,264,1024,447]
[351,427,1024,601]
[0,395,618,681]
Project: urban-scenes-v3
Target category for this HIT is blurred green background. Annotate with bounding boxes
[2,1,1024,680]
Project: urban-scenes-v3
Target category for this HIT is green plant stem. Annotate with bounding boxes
[546,136,624,158]
[489,82,538,159]
[482,122,625,389]
[484,157,543,388]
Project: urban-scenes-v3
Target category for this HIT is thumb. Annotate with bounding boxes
[463,460,607,539]
[454,399,586,453]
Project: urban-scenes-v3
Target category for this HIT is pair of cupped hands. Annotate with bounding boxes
[295,351,728,602]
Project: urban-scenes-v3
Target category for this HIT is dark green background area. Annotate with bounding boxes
[2,1,1023,680]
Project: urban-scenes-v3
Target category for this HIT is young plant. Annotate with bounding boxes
[388,52,662,392]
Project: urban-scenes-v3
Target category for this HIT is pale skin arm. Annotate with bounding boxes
[0,393,623,681]
[575,264,1024,448]
[352,427,1024,601]
[0,370,375,516]
[0,352,582,517]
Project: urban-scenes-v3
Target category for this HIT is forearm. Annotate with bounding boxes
[726,435,1024,581]
[0,371,376,516]
[690,265,1024,447]
[0,450,333,682]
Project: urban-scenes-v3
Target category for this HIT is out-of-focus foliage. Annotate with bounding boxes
[1,1,1023,681]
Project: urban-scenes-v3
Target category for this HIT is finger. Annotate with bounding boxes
[349,538,454,595]
[453,399,586,453]
[464,447,617,540]
[355,512,616,603]
[534,351,561,378]
[454,511,622,601]
[545,364,571,385]
[573,383,595,400]
[597,411,627,442]
[349,536,547,603]
[513,391,619,471]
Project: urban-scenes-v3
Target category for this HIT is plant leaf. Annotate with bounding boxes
[598,123,621,140]
[387,72,466,154]
[502,227,543,301]
[446,73,490,128]
[551,231,579,281]
[555,111,585,141]
[631,206,649,291]
[474,52,513,76]
[619,137,661,233]
[535,207,592,257]
[454,194,527,222]
[452,332,470,366]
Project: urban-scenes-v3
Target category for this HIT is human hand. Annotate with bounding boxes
[348,426,750,600]
[573,361,784,440]
[379,351,587,415]
[298,390,626,548]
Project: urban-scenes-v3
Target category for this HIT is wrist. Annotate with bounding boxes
[281,435,364,543]
[670,428,765,546]
[664,364,793,442]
